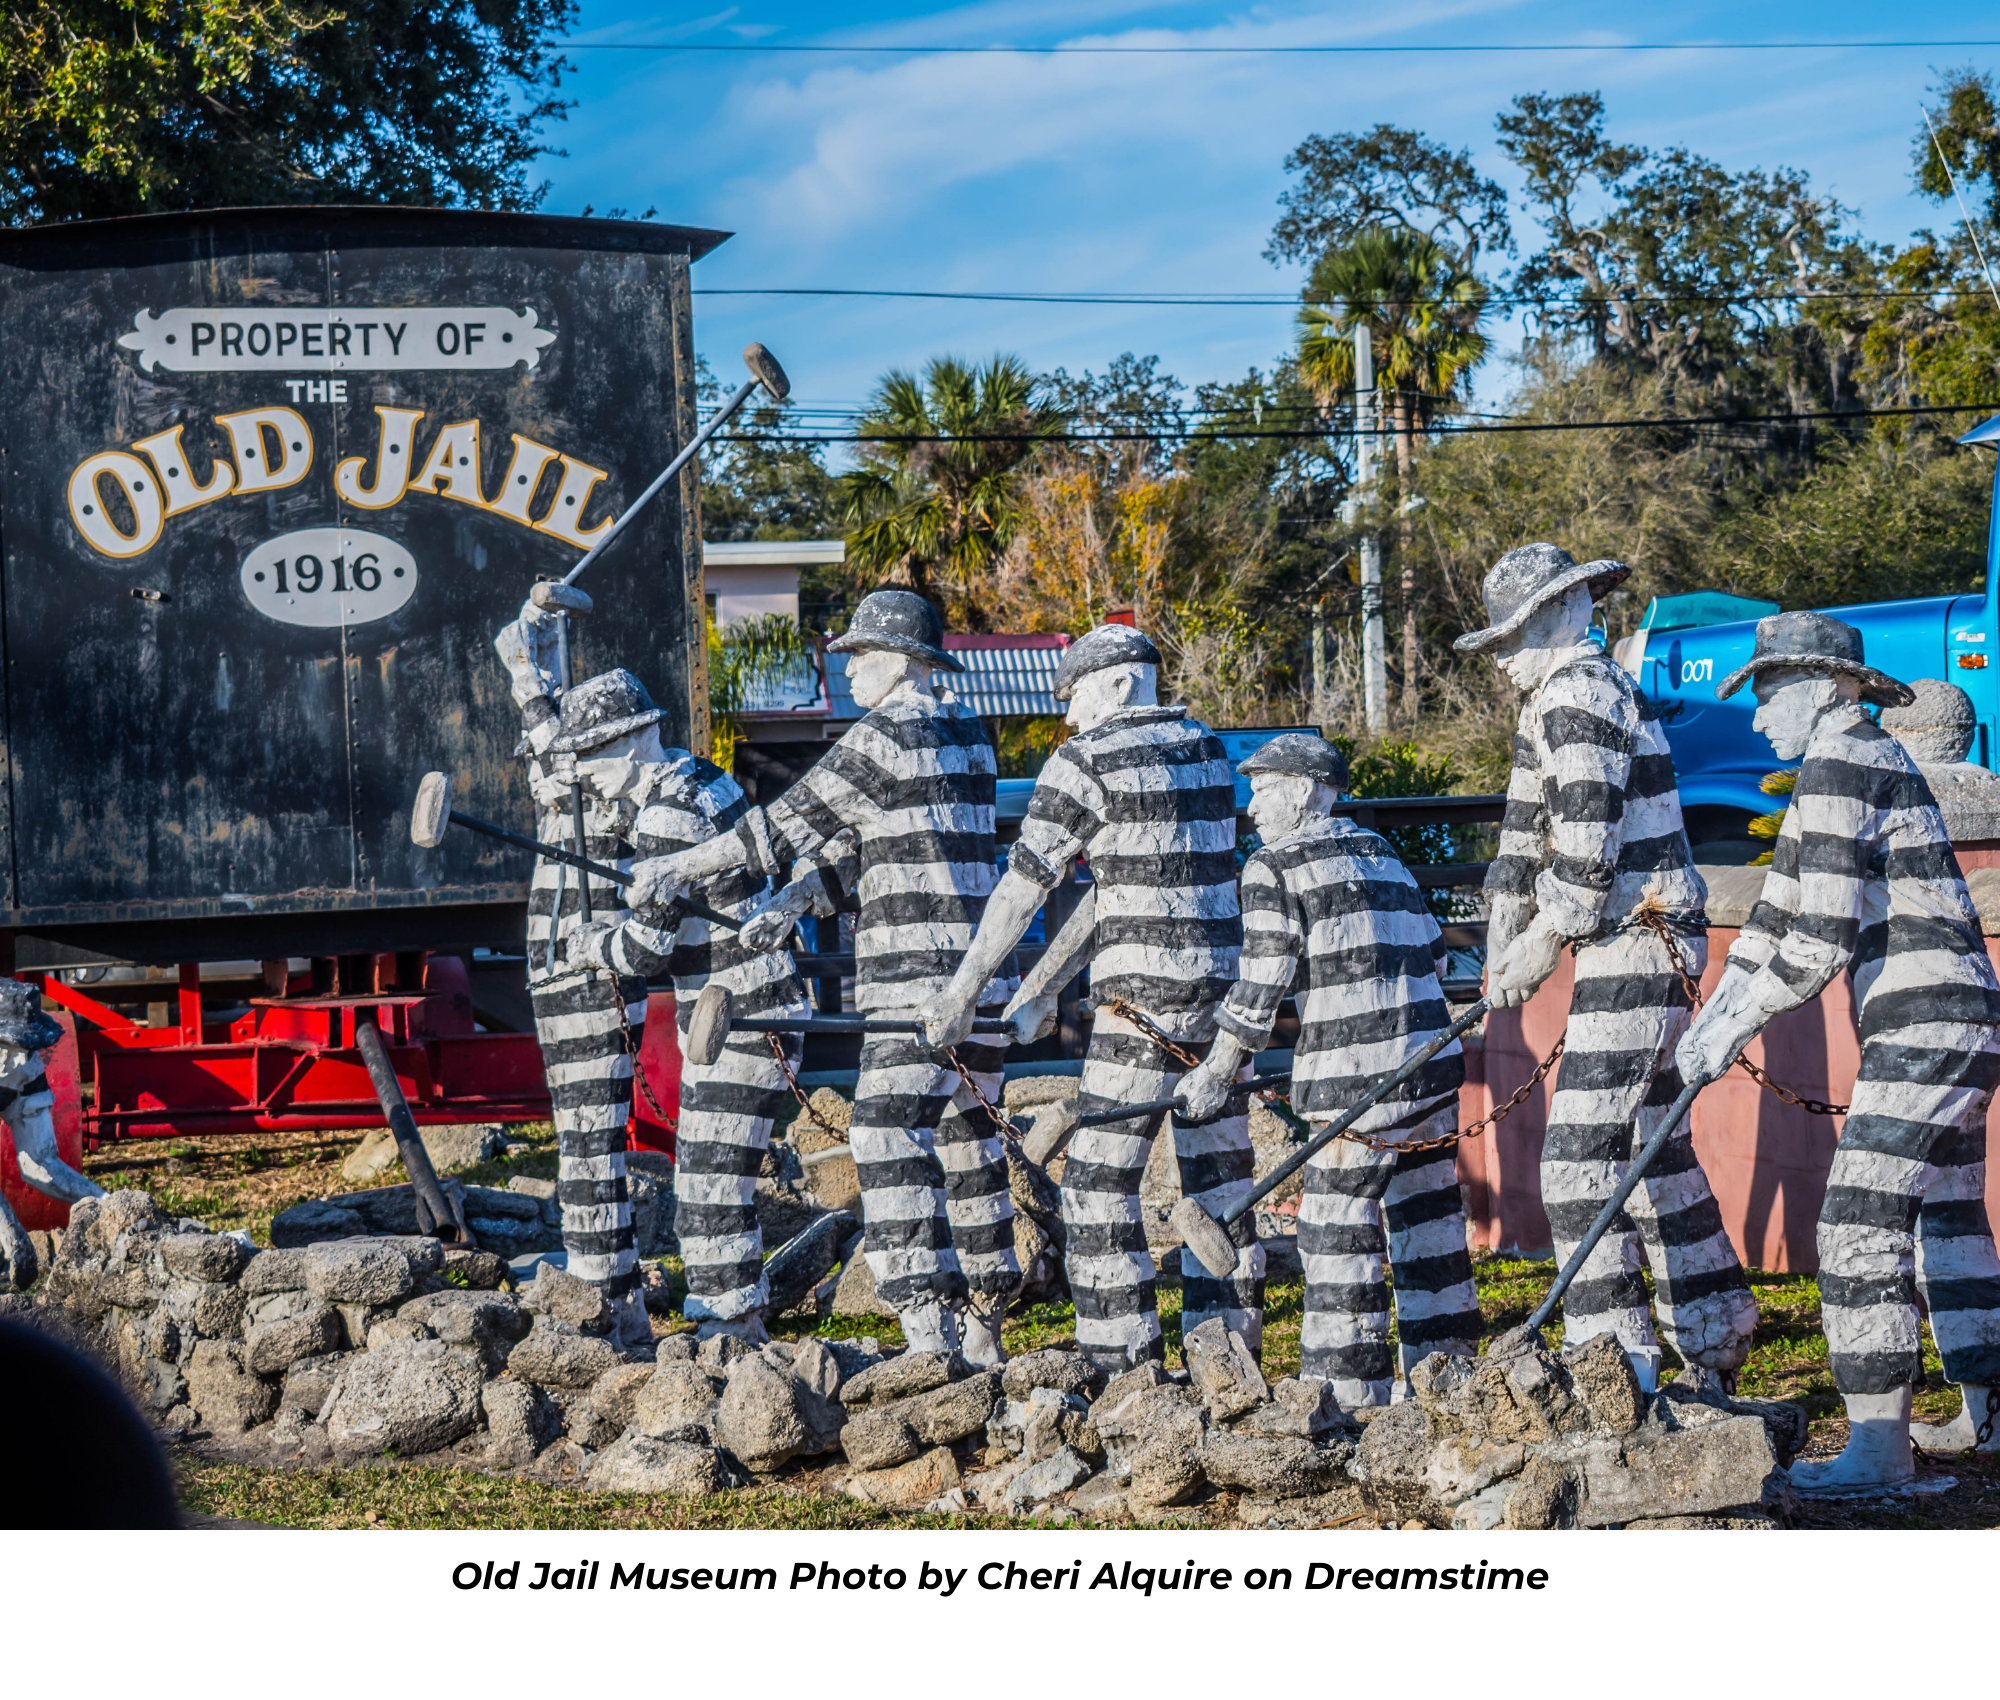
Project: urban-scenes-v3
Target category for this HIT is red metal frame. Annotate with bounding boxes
[22,955,681,1158]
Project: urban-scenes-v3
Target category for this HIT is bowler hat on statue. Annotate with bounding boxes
[1453,543,1631,655]
[1053,623,1163,702]
[1716,611,1914,709]
[825,589,962,671]
[547,669,669,754]
[0,979,62,1053]
[1238,732,1350,791]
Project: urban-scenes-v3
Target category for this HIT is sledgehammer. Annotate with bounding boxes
[408,770,743,933]
[1170,997,1493,1280]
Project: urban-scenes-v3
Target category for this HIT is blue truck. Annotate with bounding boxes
[1611,415,2000,863]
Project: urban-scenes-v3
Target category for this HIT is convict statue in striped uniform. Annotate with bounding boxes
[565,752,855,1342]
[1457,544,1755,1393]
[0,979,98,1292]
[627,590,1020,1363]
[930,622,1253,1373]
[1176,734,1480,1407]
[1681,613,2000,1492]
[495,602,663,1347]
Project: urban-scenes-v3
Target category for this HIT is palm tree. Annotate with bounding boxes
[840,355,1069,629]
[1299,228,1490,716]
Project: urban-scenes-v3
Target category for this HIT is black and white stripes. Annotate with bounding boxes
[1008,706,1242,1020]
[1214,814,1478,1403]
[1727,704,2000,1393]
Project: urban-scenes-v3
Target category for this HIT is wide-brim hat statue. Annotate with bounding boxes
[1716,610,1914,709]
[548,669,670,754]
[825,589,963,672]
[0,978,63,1052]
[1453,543,1631,656]
[1238,731,1350,791]
[1053,623,1163,701]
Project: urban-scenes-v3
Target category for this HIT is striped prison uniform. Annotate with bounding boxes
[1214,813,1479,1406]
[1007,705,1252,1370]
[733,684,1020,1314]
[0,1055,90,1291]
[518,696,649,1340]
[1725,703,2000,1395]
[576,753,854,1324]
[1485,649,1755,1372]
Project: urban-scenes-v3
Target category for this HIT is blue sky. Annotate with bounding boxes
[538,3,2000,423]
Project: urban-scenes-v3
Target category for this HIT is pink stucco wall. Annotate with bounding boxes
[1456,932,2000,1273]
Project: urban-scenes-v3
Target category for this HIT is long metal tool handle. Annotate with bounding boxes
[1526,1076,1702,1332]
[1219,996,1492,1229]
[730,1015,1013,1036]
[1073,1071,1295,1132]
[570,782,593,923]
[354,1021,471,1244]
[561,377,761,589]
[444,805,741,931]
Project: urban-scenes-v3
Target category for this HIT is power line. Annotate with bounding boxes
[715,401,1997,445]
[694,285,2000,308]
[572,38,2000,55]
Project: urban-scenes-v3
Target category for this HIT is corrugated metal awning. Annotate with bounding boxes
[825,633,1072,721]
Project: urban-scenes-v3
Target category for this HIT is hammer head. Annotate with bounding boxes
[1171,1197,1241,1281]
[742,342,791,403]
[684,983,733,1068]
[411,771,453,849]
[531,580,593,616]
[1022,1097,1080,1168]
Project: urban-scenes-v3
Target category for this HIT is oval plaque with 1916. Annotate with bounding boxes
[239,528,416,627]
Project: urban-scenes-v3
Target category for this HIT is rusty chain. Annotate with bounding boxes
[1103,995,1555,1155]
[1637,911,1848,1115]
[614,987,674,1130]
[765,1030,847,1142]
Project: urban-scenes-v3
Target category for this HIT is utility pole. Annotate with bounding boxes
[1352,325,1387,731]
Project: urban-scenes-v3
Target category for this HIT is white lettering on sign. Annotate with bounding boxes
[239,528,417,628]
[118,307,556,373]
[1679,657,1714,685]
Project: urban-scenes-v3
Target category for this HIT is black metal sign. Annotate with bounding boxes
[0,207,724,961]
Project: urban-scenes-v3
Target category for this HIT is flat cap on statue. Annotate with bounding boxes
[1053,623,1163,701]
[547,669,669,754]
[1453,543,1631,656]
[1238,732,1350,790]
[1715,611,1914,709]
[825,588,963,671]
[0,978,62,1053]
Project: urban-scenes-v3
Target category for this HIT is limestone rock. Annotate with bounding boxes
[281,1352,351,1418]
[368,1314,434,1349]
[1574,1416,1783,1528]
[839,1402,924,1472]
[1562,1332,1648,1434]
[1656,1380,1809,1468]
[586,1434,738,1495]
[184,1340,281,1435]
[765,1211,860,1317]
[341,1127,402,1183]
[159,1232,251,1285]
[1410,1331,1585,1446]
[323,1337,484,1457]
[245,1303,343,1377]
[842,1350,955,1407]
[1004,1445,1094,1512]
[506,1324,619,1389]
[1239,1377,1351,1440]
[1247,1100,1307,1209]
[396,1289,531,1372]
[1092,1376,1191,1480]
[478,1379,553,1469]
[590,1362,662,1432]
[631,1361,723,1441]
[1127,1401,1207,1509]
[1182,1318,1268,1422]
[846,1446,963,1508]
[240,1248,310,1294]
[698,1332,755,1372]
[829,1238,893,1317]
[523,1264,612,1335]
[1200,1431,1346,1499]
[714,1354,812,1473]
[1349,1401,1450,1527]
[420,1123,509,1174]
[1002,1074,1077,1112]
[790,1336,843,1404]
[304,1239,415,1306]
[441,1246,509,1290]
[162,1278,246,1339]
[270,1199,369,1248]
[1001,1346,1105,1403]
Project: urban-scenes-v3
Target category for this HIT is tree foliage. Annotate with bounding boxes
[1267,122,1509,272]
[0,0,575,222]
